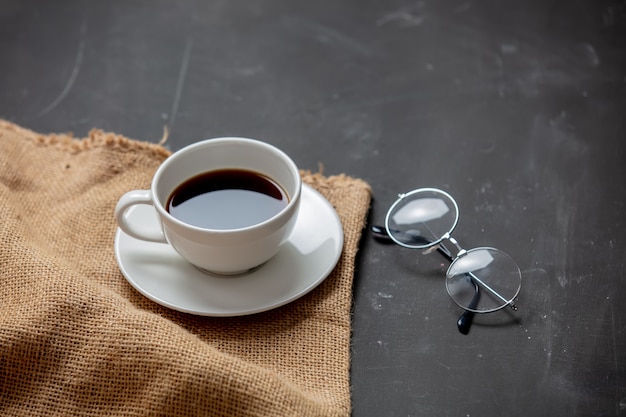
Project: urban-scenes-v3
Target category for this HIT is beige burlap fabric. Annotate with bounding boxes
[0,120,371,416]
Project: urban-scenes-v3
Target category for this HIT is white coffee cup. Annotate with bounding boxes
[115,137,301,275]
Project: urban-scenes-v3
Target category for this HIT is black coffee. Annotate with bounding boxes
[166,169,289,230]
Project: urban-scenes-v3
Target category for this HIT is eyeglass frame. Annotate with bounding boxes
[372,187,521,334]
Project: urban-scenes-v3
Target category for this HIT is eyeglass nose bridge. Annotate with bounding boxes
[422,233,467,259]
[447,236,466,258]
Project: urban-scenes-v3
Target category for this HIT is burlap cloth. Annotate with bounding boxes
[0,120,371,416]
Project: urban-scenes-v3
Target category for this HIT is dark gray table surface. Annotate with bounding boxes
[2,1,625,415]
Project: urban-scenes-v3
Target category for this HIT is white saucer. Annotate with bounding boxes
[114,184,344,316]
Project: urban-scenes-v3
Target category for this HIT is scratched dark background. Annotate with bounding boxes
[1,0,626,415]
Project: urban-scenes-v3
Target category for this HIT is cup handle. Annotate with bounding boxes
[115,190,167,243]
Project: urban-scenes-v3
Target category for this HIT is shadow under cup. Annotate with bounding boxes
[151,138,302,275]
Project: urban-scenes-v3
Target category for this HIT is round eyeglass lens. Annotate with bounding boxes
[445,247,521,313]
[385,188,459,249]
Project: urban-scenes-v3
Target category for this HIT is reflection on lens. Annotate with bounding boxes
[445,247,521,313]
[391,198,450,225]
[385,188,459,248]
[448,249,495,275]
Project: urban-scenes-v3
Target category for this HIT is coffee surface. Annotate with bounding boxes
[166,169,289,230]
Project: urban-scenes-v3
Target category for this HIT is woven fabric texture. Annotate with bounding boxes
[0,120,371,417]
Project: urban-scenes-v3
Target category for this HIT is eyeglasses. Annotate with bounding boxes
[372,188,521,335]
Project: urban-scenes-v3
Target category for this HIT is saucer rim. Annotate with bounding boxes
[114,183,344,316]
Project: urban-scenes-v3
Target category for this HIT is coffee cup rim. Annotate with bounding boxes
[149,137,302,234]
